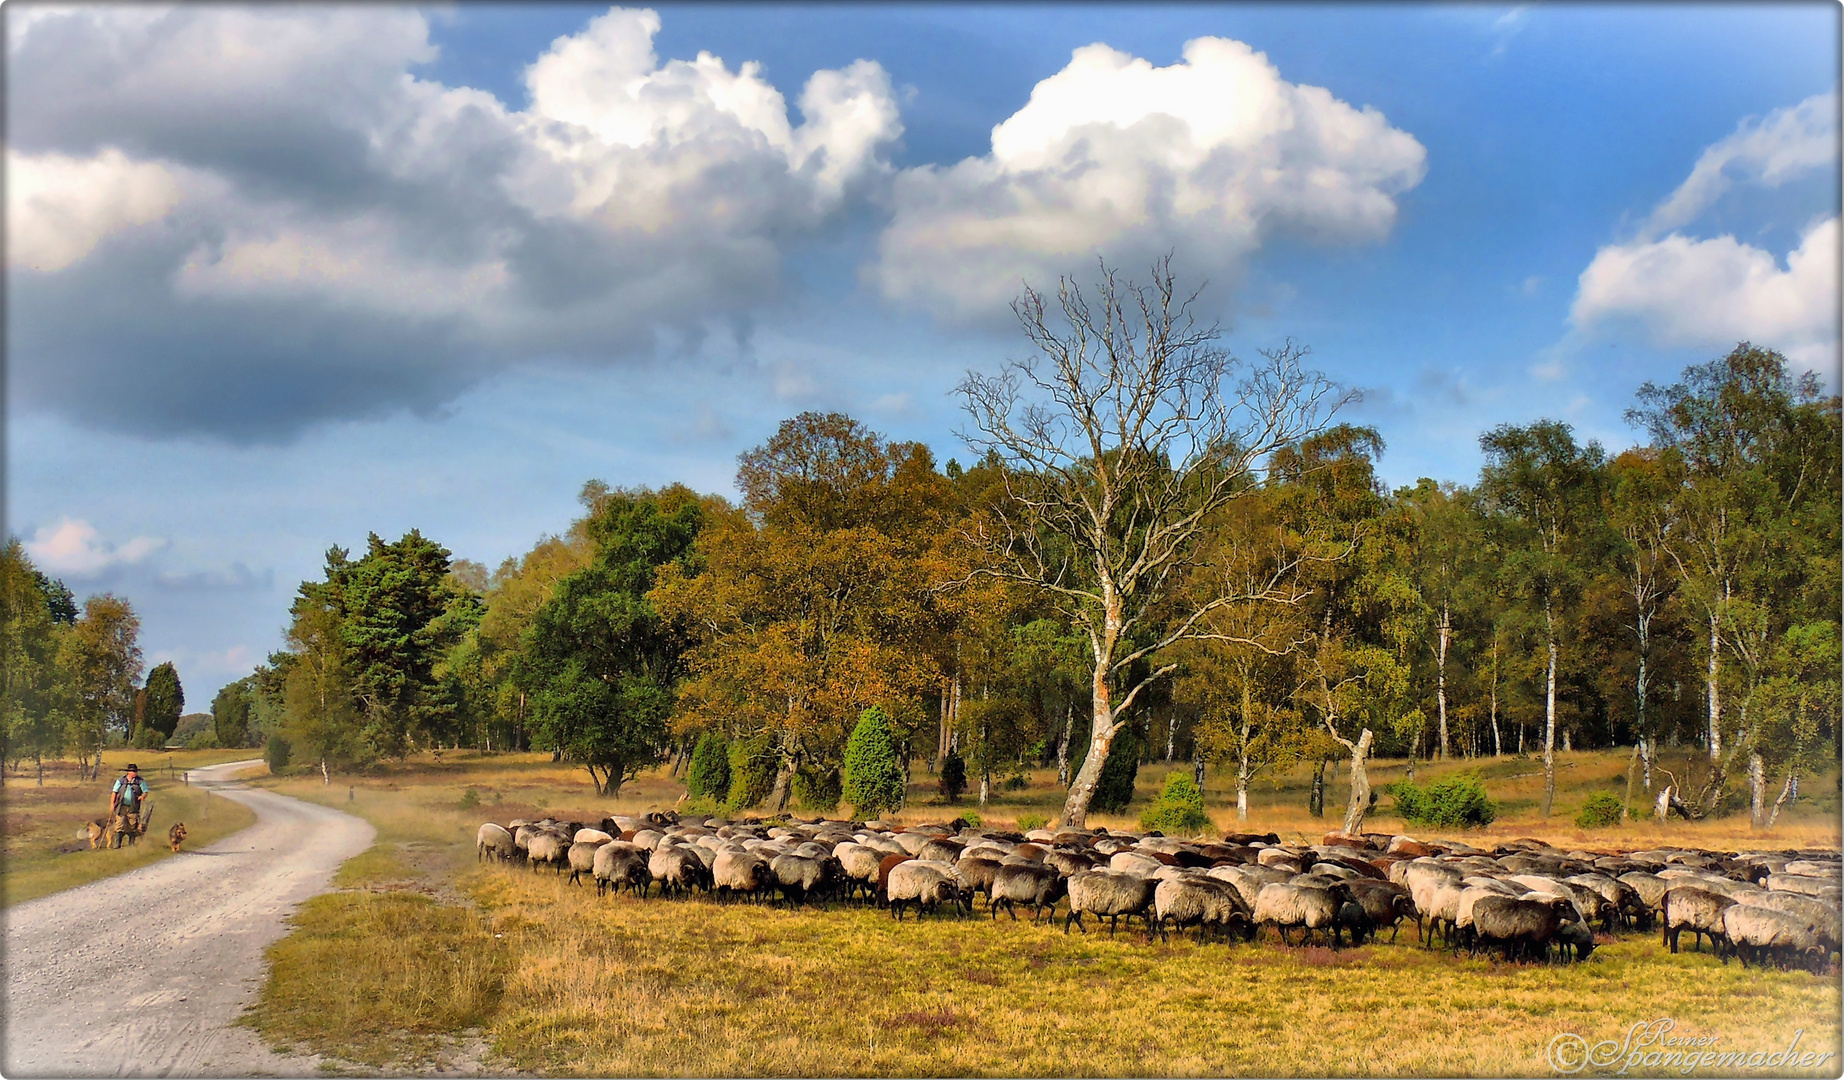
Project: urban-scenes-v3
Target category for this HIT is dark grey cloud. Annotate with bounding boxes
[6,5,901,442]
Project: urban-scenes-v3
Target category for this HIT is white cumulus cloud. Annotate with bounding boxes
[1574,217,1839,371]
[1570,93,1840,373]
[871,36,1427,321]
[24,518,167,576]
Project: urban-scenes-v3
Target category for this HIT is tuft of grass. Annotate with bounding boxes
[243,890,507,1069]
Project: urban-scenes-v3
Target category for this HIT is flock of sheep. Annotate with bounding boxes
[476,814,1841,971]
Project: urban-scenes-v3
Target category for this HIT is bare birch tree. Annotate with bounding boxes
[957,259,1349,827]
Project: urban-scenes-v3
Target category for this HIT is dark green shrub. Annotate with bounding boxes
[1015,813,1048,832]
[939,749,968,803]
[1388,773,1495,828]
[686,732,730,802]
[458,787,480,811]
[1090,727,1140,814]
[841,706,905,815]
[1140,771,1211,835]
[1001,769,1029,791]
[1576,791,1625,828]
[792,764,841,813]
[265,734,292,773]
[724,733,777,813]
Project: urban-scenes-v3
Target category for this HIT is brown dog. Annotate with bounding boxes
[85,819,110,850]
[168,822,188,853]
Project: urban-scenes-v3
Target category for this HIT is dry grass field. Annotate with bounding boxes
[238,748,1841,1075]
[0,748,260,907]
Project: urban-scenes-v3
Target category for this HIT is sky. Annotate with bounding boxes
[6,2,1840,710]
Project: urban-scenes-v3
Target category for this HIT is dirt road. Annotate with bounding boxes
[3,759,375,1077]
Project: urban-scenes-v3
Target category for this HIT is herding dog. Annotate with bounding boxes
[85,819,110,850]
[168,822,188,853]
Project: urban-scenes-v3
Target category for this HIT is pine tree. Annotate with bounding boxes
[841,705,905,815]
[686,731,730,802]
[938,748,967,803]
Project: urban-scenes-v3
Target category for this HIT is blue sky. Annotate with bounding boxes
[6,3,1839,709]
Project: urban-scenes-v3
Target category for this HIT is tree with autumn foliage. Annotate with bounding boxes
[652,412,954,812]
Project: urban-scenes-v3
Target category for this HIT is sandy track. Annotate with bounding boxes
[3,759,375,1078]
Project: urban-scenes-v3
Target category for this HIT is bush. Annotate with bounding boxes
[1001,769,1029,791]
[1015,813,1048,832]
[458,787,481,811]
[1388,773,1496,828]
[1140,772,1212,835]
[686,732,730,803]
[186,729,219,750]
[841,706,906,816]
[938,749,968,803]
[131,725,166,750]
[1090,727,1140,815]
[265,734,293,773]
[1576,791,1626,829]
[792,764,841,813]
[724,733,777,813]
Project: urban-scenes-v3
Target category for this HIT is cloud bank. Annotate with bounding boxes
[6,6,900,440]
[23,518,166,577]
[1572,93,1840,372]
[869,37,1427,321]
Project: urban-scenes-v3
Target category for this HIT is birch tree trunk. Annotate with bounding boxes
[1436,603,1450,760]
[1340,729,1374,835]
[1542,600,1558,817]
[1748,751,1765,829]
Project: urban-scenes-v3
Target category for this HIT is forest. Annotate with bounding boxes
[5,271,1838,834]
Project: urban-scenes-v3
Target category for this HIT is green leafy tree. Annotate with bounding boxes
[841,705,905,816]
[1,541,66,784]
[142,661,184,742]
[686,731,731,803]
[212,679,254,749]
[58,595,142,780]
[523,487,702,796]
[1477,420,1605,816]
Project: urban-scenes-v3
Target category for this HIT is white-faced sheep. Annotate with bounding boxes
[1722,905,1827,971]
[990,863,1066,923]
[1064,872,1156,937]
[1253,882,1354,948]
[887,861,967,920]
[1662,886,1735,954]
[477,823,518,863]
[1152,876,1253,943]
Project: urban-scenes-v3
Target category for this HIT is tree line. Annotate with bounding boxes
[19,267,1834,833]
[0,547,211,781]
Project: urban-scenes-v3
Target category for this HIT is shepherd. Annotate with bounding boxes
[110,763,150,849]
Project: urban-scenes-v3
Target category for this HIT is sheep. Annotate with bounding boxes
[1568,873,1652,929]
[1252,882,1354,948]
[771,853,842,907]
[1109,851,1166,877]
[1416,877,1468,950]
[1208,864,1291,913]
[1152,876,1253,943]
[875,854,913,905]
[1553,919,1597,963]
[1662,886,1735,954]
[1043,849,1096,877]
[991,863,1067,923]
[573,827,613,845]
[1065,871,1156,937]
[592,842,652,898]
[1345,879,1417,943]
[567,839,609,885]
[1469,895,1566,962]
[527,831,569,875]
[1741,891,1841,957]
[1722,905,1827,971]
[832,842,885,902]
[955,856,1004,909]
[887,861,967,920]
[892,832,934,856]
[649,846,711,898]
[919,838,966,863]
[477,823,518,863]
[712,850,773,903]
[1767,873,1840,900]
